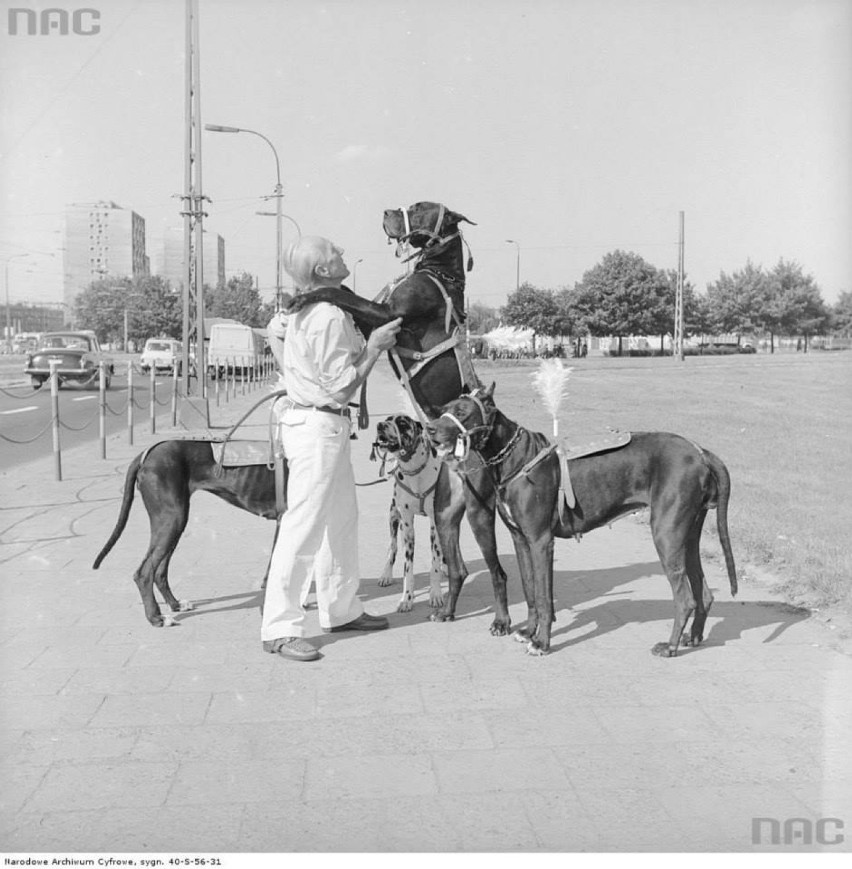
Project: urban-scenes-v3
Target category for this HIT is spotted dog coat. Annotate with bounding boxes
[374,415,449,612]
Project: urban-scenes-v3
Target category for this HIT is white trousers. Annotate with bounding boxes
[261,408,364,639]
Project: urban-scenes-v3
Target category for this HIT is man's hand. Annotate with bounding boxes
[367,317,402,354]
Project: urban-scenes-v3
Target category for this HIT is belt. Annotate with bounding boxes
[289,402,351,418]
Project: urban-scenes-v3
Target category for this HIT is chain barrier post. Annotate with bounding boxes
[150,364,156,435]
[171,363,179,428]
[215,363,220,407]
[127,360,134,446]
[49,360,62,481]
[99,361,106,459]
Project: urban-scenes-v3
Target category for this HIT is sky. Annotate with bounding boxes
[1,0,850,312]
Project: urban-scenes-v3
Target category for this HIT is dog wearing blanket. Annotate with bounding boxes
[372,414,453,612]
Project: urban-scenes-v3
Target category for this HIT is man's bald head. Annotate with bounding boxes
[284,236,349,292]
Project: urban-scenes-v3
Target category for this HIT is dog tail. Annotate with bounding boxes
[92,452,143,569]
[705,450,738,597]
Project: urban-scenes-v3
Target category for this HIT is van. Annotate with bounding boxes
[140,338,183,374]
[207,323,266,379]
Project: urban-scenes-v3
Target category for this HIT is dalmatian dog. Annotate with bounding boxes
[373,415,449,612]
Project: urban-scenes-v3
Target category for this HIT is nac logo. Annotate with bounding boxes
[7,8,101,36]
[752,817,845,846]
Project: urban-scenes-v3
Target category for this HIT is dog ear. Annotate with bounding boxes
[446,209,476,227]
[484,381,496,399]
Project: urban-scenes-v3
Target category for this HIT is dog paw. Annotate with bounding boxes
[396,596,413,613]
[429,593,445,609]
[174,600,194,612]
[162,614,178,627]
[526,641,548,656]
[377,574,394,587]
[512,630,531,644]
[429,611,454,623]
[651,642,678,657]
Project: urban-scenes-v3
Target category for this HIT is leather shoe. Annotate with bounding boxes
[322,612,389,633]
[263,637,320,662]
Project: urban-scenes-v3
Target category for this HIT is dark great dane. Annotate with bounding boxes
[429,384,739,656]
[93,440,285,627]
[285,201,480,418]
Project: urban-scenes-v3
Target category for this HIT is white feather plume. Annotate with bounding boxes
[532,358,572,437]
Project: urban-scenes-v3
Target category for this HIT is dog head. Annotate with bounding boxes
[383,202,475,249]
[428,382,496,460]
[374,414,426,459]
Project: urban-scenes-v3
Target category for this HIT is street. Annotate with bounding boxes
[0,366,180,471]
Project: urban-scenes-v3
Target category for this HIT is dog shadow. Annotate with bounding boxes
[167,559,811,655]
[549,595,811,652]
[358,557,812,653]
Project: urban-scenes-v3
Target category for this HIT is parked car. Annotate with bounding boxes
[207,323,266,380]
[25,331,114,389]
[140,338,183,375]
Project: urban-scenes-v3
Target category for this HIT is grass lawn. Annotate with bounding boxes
[473,351,852,612]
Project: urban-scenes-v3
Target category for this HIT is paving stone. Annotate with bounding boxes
[167,758,305,805]
[61,665,176,694]
[204,686,317,724]
[89,691,211,727]
[303,752,437,802]
[2,693,105,730]
[24,760,177,812]
[432,746,572,794]
[7,726,140,766]
[2,803,245,852]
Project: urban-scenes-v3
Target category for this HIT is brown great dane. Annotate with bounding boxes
[92,439,286,627]
[428,384,739,656]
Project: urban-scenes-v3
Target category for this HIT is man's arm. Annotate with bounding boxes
[325,317,402,407]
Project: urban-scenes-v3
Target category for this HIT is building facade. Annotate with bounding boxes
[63,201,149,314]
[155,227,225,291]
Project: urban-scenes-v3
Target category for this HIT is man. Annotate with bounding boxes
[262,236,402,662]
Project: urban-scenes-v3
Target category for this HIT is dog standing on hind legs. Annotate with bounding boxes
[373,414,454,612]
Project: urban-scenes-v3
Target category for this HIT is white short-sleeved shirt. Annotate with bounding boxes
[278,302,365,408]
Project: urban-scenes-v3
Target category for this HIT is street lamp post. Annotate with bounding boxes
[352,258,363,292]
[505,239,520,292]
[205,124,298,309]
[4,254,32,350]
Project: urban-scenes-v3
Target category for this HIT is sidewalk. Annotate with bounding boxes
[1,358,850,853]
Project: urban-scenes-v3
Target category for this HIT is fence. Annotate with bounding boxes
[0,355,277,481]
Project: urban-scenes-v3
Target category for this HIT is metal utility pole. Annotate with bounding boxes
[180,0,209,422]
[674,211,685,362]
[505,239,520,292]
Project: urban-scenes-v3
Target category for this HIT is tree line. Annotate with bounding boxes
[73,252,851,355]
[72,272,274,348]
[466,251,851,354]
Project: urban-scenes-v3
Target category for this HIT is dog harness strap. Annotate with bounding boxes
[395,475,440,516]
[557,446,575,518]
[389,348,431,425]
[422,271,457,335]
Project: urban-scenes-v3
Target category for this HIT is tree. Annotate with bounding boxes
[466,301,500,334]
[767,259,829,351]
[705,260,771,338]
[501,283,560,351]
[205,272,269,326]
[132,276,182,342]
[571,250,671,355]
[830,291,852,336]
